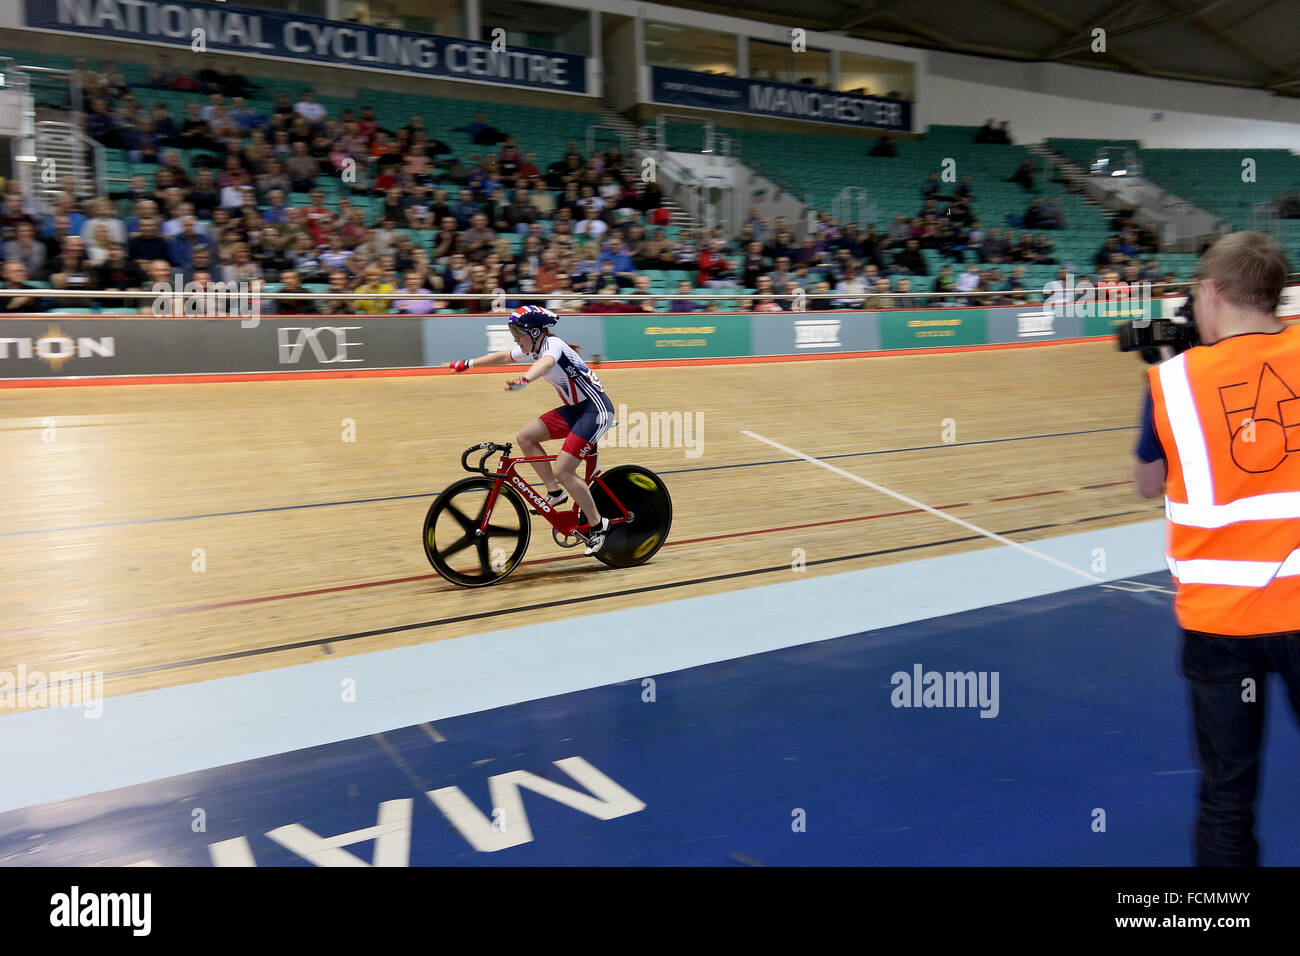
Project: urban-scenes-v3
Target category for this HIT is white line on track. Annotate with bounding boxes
[740,429,1101,583]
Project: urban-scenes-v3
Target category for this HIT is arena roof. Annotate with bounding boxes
[654,0,1300,98]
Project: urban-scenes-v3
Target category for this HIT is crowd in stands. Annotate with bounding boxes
[1273,191,1300,219]
[0,62,1183,315]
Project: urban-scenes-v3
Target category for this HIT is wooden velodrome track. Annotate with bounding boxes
[0,339,1158,704]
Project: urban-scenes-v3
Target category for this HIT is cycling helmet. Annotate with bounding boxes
[508,304,558,344]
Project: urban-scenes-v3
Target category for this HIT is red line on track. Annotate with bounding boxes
[0,480,1129,639]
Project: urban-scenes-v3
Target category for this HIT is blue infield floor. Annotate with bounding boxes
[3,553,1297,866]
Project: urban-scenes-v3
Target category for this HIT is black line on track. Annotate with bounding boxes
[88,508,1148,684]
[0,425,1137,537]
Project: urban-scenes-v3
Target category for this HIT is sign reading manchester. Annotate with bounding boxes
[650,67,912,132]
[28,0,589,94]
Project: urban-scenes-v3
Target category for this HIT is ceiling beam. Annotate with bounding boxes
[1160,0,1288,75]
[1043,0,1230,60]
[999,0,1152,74]
[838,0,916,32]
[879,13,1047,60]
[1036,0,1146,59]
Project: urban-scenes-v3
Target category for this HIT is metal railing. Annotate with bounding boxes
[584,124,629,159]
[831,187,876,230]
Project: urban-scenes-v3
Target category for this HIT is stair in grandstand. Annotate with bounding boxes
[33,112,97,203]
[1037,139,1225,252]
[598,106,701,235]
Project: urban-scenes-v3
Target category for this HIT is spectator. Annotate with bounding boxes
[92,242,145,294]
[862,276,892,310]
[834,265,867,308]
[46,236,96,290]
[147,54,180,90]
[456,264,496,313]
[128,217,172,264]
[974,119,998,144]
[669,279,703,313]
[461,213,496,262]
[598,237,637,282]
[81,199,126,256]
[1009,159,1035,191]
[0,260,45,313]
[931,263,957,305]
[632,274,656,313]
[318,270,353,315]
[447,111,506,146]
[869,135,897,157]
[544,272,582,313]
[394,270,437,314]
[286,141,319,192]
[1095,235,1122,269]
[293,89,327,127]
[749,274,783,312]
[85,97,121,148]
[168,216,212,269]
[956,262,982,303]
[222,243,263,285]
[893,277,917,308]
[4,222,46,277]
[574,205,608,241]
[894,238,929,276]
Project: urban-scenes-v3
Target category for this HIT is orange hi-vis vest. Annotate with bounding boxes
[1148,324,1300,636]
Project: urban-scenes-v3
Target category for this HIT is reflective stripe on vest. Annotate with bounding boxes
[1148,326,1300,634]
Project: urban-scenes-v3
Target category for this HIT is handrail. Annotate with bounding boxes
[584,123,629,158]
[0,280,1201,307]
[654,112,716,152]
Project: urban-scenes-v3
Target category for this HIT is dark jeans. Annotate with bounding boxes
[1181,628,1300,866]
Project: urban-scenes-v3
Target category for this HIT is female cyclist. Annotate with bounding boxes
[448,305,614,555]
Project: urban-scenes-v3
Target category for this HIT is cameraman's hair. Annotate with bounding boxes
[1197,231,1289,313]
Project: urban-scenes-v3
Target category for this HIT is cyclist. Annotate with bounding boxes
[448,305,614,555]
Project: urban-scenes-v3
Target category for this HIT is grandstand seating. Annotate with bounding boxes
[1,46,1234,313]
[1047,136,1300,252]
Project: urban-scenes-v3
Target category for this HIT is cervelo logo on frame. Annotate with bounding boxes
[276,326,364,364]
[511,473,550,513]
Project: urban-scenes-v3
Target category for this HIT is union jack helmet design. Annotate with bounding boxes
[508,304,558,342]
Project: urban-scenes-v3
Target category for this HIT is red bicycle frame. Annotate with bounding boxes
[460,442,631,539]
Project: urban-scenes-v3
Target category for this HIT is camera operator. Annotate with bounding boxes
[1132,231,1299,866]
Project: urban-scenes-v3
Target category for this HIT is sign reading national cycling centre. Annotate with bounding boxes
[650,67,912,132]
[27,0,589,94]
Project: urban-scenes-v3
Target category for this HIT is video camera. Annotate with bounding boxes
[1115,293,1200,364]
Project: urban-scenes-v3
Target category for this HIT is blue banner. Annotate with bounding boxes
[651,66,911,132]
[26,0,589,95]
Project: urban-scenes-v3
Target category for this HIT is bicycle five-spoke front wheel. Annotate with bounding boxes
[423,477,531,587]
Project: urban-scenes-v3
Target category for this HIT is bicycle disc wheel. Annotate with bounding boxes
[588,465,673,568]
[423,477,531,587]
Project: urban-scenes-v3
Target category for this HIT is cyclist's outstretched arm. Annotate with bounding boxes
[446,349,513,369]
[519,354,556,384]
